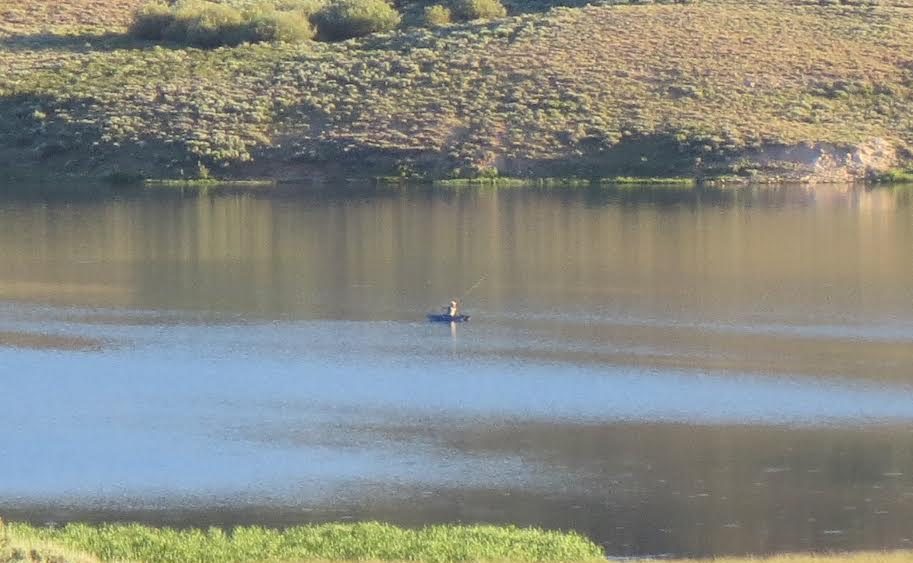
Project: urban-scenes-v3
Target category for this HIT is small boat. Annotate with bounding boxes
[427,313,470,323]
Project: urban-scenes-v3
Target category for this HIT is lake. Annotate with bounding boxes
[1,183,912,558]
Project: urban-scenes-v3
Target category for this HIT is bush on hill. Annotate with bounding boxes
[243,7,316,42]
[423,4,453,26]
[312,0,402,40]
[130,0,316,46]
[450,0,507,20]
[166,1,247,47]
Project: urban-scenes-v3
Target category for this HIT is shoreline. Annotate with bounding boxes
[5,170,913,191]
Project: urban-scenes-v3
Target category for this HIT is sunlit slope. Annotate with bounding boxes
[1,0,912,181]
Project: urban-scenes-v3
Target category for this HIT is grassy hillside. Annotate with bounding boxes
[1,0,912,183]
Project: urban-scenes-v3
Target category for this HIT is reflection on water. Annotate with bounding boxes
[1,183,912,557]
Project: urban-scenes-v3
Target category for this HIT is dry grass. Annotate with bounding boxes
[1,0,912,181]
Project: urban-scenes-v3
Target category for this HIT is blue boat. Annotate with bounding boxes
[427,314,470,323]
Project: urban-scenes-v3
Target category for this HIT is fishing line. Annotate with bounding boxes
[459,274,488,300]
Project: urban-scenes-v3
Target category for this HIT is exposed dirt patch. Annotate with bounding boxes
[728,139,900,183]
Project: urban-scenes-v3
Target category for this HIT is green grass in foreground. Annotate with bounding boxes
[3,520,913,563]
[2,521,604,563]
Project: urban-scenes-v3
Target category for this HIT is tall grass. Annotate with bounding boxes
[4,522,605,563]
[4,520,913,563]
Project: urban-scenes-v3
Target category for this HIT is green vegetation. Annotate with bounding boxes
[3,518,913,563]
[2,521,603,563]
[450,0,506,21]
[130,0,315,46]
[423,4,452,26]
[872,168,913,184]
[244,8,315,42]
[1,0,912,183]
[130,0,404,46]
[167,1,248,46]
[312,0,401,40]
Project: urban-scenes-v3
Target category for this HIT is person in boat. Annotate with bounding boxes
[445,300,459,317]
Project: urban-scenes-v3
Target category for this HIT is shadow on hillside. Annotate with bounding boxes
[269,117,706,183]
[0,92,194,184]
[0,32,170,52]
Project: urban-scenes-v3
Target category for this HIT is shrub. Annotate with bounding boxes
[423,4,452,26]
[130,1,316,45]
[242,8,316,42]
[313,0,401,40]
[450,0,506,20]
[130,2,175,40]
[166,1,247,47]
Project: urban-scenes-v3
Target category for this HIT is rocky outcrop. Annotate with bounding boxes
[724,139,901,183]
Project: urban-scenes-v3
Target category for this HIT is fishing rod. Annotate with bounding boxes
[427,274,486,313]
[459,274,488,301]
[426,274,486,323]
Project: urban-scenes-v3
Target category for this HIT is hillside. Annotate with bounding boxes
[1,0,912,183]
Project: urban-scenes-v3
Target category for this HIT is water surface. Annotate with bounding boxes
[1,184,913,557]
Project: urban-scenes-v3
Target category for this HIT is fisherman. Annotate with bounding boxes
[445,299,459,317]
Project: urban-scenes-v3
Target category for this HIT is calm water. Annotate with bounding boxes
[1,183,913,557]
